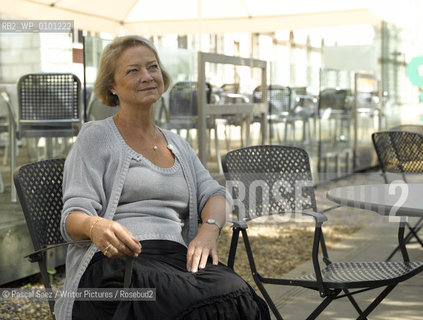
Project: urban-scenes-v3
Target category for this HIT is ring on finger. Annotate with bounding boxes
[103,243,114,256]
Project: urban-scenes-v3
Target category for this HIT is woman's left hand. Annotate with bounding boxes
[186,224,220,273]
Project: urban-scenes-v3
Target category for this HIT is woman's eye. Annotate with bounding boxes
[127,68,138,74]
[149,64,159,70]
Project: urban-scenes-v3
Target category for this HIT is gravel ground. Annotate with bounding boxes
[0,273,63,320]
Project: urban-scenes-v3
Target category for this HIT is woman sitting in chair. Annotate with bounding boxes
[55,35,270,320]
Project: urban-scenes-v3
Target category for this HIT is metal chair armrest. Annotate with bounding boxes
[227,218,248,229]
[0,91,17,129]
[302,210,328,226]
[24,239,134,289]
[24,240,91,262]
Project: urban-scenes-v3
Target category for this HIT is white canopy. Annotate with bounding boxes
[0,0,400,36]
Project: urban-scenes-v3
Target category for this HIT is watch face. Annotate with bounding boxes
[207,219,221,230]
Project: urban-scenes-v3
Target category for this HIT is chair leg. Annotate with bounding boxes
[239,229,284,320]
[227,227,241,269]
[2,135,8,165]
[39,260,56,318]
[10,130,17,202]
[284,121,288,144]
[386,219,422,261]
[344,289,368,320]
[252,273,284,320]
[239,118,244,147]
[356,284,397,320]
[276,123,282,144]
[269,121,274,143]
[291,122,296,144]
[306,289,341,320]
[213,124,223,175]
[0,168,4,193]
[405,218,423,247]
[224,124,231,151]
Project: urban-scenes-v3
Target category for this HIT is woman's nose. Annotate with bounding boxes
[140,68,153,82]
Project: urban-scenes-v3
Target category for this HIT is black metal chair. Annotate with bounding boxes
[223,145,423,320]
[372,130,423,260]
[215,83,250,151]
[318,88,352,144]
[13,158,68,318]
[14,159,147,318]
[86,92,118,121]
[13,73,82,191]
[165,81,222,172]
[166,80,212,132]
[253,85,299,144]
[17,73,81,139]
[292,86,318,143]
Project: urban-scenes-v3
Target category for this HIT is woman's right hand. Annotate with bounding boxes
[89,217,141,258]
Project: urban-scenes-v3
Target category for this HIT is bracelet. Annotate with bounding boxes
[89,218,102,241]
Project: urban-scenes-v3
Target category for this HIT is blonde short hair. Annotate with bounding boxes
[94,35,171,106]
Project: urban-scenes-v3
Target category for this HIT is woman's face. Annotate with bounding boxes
[111,45,164,108]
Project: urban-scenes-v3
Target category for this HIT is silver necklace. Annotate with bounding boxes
[115,114,159,151]
[153,128,159,151]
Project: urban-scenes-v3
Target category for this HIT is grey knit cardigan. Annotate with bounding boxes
[54,117,231,320]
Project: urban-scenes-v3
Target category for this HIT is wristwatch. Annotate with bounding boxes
[206,218,222,233]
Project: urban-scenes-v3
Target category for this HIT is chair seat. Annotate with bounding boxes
[297,261,423,288]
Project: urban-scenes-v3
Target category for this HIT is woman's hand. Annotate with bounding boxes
[89,217,141,258]
[186,223,220,273]
[66,212,141,259]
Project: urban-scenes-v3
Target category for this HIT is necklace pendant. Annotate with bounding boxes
[153,145,158,151]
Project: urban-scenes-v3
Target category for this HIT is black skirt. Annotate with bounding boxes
[72,240,270,320]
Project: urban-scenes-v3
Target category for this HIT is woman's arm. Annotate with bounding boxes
[61,125,140,258]
[66,211,141,258]
[186,195,231,273]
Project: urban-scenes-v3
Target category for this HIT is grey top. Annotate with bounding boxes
[114,156,189,247]
[55,116,231,320]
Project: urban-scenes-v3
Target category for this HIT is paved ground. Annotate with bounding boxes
[266,224,423,320]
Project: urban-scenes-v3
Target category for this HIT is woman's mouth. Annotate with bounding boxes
[138,87,156,92]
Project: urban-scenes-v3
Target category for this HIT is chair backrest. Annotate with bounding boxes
[372,130,423,183]
[168,81,211,119]
[253,85,292,116]
[268,85,292,115]
[223,145,317,220]
[86,93,118,121]
[14,158,65,250]
[292,87,317,114]
[318,88,349,112]
[17,73,81,136]
[221,83,239,94]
